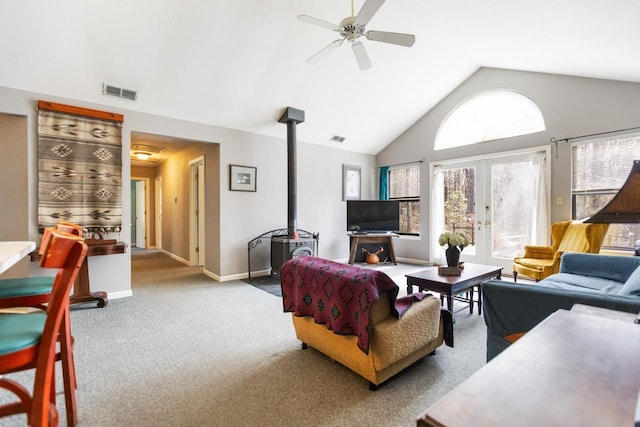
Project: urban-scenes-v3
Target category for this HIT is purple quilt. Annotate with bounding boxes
[280,256,426,354]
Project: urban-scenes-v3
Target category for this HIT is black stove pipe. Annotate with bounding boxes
[278,107,305,238]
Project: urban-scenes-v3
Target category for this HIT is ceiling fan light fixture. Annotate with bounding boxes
[299,0,415,71]
[135,151,152,161]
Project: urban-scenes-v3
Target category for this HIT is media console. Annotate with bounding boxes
[348,233,398,265]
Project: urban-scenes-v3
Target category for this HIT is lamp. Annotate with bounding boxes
[585,160,640,224]
[134,151,151,161]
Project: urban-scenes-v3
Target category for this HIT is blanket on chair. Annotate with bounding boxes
[280,256,425,354]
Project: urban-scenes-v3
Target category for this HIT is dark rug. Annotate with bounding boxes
[245,274,282,297]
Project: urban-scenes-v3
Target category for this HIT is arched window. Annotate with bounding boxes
[434,89,545,150]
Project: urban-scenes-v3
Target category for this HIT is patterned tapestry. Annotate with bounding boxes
[38,102,123,234]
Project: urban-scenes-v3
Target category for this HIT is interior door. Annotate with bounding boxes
[155,176,162,249]
[135,180,146,249]
[189,157,205,266]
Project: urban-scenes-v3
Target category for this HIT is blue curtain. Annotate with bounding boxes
[379,166,389,200]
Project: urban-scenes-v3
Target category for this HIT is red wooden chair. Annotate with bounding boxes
[0,222,83,426]
[0,228,87,426]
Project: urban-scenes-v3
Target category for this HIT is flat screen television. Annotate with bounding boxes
[347,200,400,233]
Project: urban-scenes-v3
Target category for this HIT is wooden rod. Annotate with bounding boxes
[38,100,124,122]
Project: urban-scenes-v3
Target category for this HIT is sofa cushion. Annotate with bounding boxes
[539,273,624,294]
[513,257,553,270]
[618,267,640,296]
[371,295,440,371]
[560,253,640,283]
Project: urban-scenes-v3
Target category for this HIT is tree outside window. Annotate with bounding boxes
[572,135,640,250]
[389,165,420,235]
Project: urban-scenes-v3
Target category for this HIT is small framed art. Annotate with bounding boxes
[229,164,257,192]
[342,164,361,201]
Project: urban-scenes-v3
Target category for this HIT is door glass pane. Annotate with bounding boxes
[490,161,537,258]
[442,167,476,255]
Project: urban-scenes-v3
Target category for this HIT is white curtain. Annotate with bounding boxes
[430,165,445,263]
[532,151,549,246]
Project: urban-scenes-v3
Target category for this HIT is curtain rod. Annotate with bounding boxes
[550,125,640,158]
[375,158,425,169]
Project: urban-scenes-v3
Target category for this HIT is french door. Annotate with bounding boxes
[431,149,549,272]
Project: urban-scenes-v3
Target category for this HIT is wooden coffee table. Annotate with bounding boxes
[406,263,502,314]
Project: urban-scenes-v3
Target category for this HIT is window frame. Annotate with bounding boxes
[434,88,545,150]
[387,164,421,236]
[571,133,640,251]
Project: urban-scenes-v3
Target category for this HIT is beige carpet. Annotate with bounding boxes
[0,251,488,426]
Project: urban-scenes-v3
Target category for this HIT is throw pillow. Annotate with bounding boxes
[618,266,640,296]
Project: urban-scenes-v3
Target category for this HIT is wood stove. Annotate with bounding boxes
[268,106,318,275]
[271,236,317,275]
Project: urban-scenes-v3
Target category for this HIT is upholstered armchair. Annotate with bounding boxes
[512,220,609,282]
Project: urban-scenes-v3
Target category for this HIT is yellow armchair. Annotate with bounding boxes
[512,220,609,282]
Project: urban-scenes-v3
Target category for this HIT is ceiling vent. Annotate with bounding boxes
[103,83,138,101]
[330,135,346,143]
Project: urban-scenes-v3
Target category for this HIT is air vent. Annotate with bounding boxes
[103,83,138,101]
[330,135,346,143]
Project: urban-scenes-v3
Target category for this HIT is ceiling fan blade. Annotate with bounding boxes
[298,15,341,31]
[366,30,415,47]
[306,39,343,64]
[351,41,372,71]
[355,0,385,26]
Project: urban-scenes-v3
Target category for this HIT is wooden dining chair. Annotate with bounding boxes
[0,223,84,426]
[0,228,87,426]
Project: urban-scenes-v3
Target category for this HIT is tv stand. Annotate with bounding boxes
[348,234,398,265]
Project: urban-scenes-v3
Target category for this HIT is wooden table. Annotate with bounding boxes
[71,240,126,308]
[0,241,36,274]
[406,263,502,314]
[417,309,640,427]
[348,234,397,264]
[30,239,126,308]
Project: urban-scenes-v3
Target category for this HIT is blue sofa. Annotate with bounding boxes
[482,252,640,361]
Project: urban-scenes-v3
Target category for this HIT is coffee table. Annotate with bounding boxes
[406,263,502,314]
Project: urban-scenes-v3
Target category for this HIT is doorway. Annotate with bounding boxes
[431,148,550,272]
[131,177,151,249]
[155,175,162,250]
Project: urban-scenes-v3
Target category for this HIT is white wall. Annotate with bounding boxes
[217,124,375,277]
[0,86,375,296]
[376,67,640,261]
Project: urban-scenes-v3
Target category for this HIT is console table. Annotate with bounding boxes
[31,239,126,308]
[417,309,640,426]
[348,234,397,264]
[71,239,126,308]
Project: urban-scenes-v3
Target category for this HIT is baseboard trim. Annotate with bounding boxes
[160,249,190,266]
[396,257,433,265]
[108,290,133,300]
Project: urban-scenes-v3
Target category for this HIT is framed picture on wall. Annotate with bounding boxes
[342,164,361,201]
[229,164,257,192]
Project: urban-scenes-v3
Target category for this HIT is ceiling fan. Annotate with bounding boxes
[298,0,415,71]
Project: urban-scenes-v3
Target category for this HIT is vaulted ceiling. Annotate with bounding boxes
[2,1,639,154]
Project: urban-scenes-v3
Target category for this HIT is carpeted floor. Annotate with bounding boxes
[0,251,489,426]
